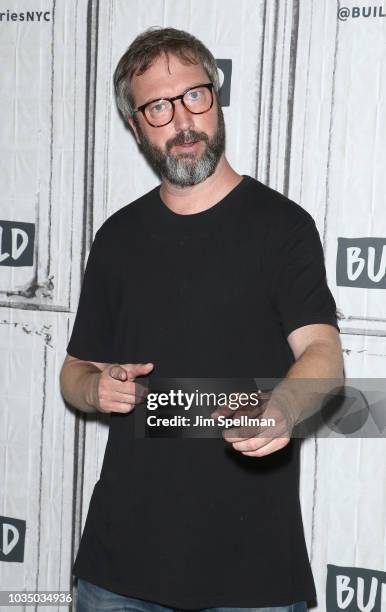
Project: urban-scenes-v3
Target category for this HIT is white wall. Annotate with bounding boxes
[0,1,385,610]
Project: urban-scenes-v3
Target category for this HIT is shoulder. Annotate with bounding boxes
[93,184,159,245]
[242,175,315,230]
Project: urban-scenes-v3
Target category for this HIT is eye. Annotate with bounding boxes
[186,89,202,102]
[149,100,168,114]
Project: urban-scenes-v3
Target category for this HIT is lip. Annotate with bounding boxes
[173,140,201,151]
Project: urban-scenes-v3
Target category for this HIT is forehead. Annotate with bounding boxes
[131,52,210,104]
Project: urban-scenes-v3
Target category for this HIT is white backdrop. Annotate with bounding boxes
[0,1,385,611]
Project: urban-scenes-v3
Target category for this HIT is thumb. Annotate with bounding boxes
[108,364,129,381]
[210,404,235,419]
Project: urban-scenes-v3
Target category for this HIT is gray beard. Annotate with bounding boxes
[163,145,220,187]
[137,104,226,187]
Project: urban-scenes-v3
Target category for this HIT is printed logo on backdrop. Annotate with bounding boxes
[0,516,26,562]
[326,564,386,611]
[0,10,51,22]
[0,221,35,266]
[336,238,386,288]
[216,59,232,107]
[338,6,386,20]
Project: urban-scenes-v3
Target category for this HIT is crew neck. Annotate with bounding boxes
[154,174,251,225]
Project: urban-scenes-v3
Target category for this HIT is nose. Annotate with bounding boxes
[171,99,194,132]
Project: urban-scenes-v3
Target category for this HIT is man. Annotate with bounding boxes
[60,27,343,612]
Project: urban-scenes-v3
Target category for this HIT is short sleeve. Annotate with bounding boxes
[66,228,114,362]
[272,216,340,338]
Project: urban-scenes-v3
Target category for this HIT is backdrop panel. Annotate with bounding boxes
[0,2,384,611]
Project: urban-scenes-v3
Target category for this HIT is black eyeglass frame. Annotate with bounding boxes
[132,82,215,127]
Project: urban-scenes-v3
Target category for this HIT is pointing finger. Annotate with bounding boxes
[122,362,154,380]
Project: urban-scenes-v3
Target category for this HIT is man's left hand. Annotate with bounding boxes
[211,396,296,457]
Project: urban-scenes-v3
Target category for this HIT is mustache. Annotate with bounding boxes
[166,130,209,152]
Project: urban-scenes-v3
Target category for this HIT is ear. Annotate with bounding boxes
[128,116,141,145]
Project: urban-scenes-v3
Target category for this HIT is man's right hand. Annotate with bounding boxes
[89,362,154,414]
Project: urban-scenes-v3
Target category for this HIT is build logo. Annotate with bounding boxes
[336,238,386,288]
[327,564,386,611]
[0,515,26,562]
[0,221,35,267]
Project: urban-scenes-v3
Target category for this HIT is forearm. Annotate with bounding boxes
[271,341,345,426]
[60,361,101,413]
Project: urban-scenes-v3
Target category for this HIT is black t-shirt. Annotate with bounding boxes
[67,175,339,609]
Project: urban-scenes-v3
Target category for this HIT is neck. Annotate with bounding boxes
[159,155,243,215]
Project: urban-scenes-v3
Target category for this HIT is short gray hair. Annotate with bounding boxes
[113,26,220,125]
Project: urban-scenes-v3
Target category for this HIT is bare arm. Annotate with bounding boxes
[222,324,345,457]
[60,354,154,414]
[59,354,107,413]
[273,322,345,426]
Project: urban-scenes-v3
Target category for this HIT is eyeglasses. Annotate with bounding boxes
[132,82,214,128]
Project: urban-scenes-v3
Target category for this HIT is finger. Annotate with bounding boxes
[134,381,150,401]
[223,427,261,442]
[212,400,265,421]
[210,404,253,420]
[106,391,138,405]
[98,399,135,414]
[109,380,149,404]
[121,362,154,380]
[223,419,288,442]
[228,435,273,452]
[220,407,265,440]
[239,437,291,457]
[210,405,234,419]
[115,389,148,405]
